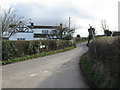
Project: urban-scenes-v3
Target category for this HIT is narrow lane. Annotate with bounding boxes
[2,42,88,88]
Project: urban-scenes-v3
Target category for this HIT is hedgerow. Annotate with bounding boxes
[2,40,75,61]
[87,36,120,88]
[1,46,75,65]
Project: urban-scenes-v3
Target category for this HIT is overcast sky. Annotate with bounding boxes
[0,0,119,37]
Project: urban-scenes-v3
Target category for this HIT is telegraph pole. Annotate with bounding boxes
[69,17,70,30]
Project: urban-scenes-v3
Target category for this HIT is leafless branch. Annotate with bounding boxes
[0,7,23,37]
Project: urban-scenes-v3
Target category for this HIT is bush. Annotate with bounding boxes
[1,46,75,65]
[2,40,75,61]
[88,37,120,88]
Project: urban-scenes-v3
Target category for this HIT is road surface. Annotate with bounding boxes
[2,42,88,88]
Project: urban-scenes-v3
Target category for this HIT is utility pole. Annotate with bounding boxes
[69,17,70,30]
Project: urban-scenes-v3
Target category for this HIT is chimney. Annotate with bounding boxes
[30,22,34,28]
[19,21,22,23]
[31,22,34,26]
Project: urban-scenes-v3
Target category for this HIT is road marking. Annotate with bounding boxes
[62,59,69,63]
[10,76,26,80]
[44,70,48,73]
[61,59,70,65]
[30,73,37,77]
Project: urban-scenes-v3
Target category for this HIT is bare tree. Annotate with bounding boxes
[101,19,112,36]
[101,19,109,32]
[50,26,75,40]
[101,19,107,30]
[0,7,22,37]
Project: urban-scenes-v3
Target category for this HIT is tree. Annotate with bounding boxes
[76,34,81,41]
[0,7,21,37]
[104,30,112,36]
[101,19,108,31]
[101,19,112,36]
[50,26,75,40]
[58,27,75,40]
[76,34,80,38]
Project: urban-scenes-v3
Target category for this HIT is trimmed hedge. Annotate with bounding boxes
[2,40,75,61]
[1,46,75,65]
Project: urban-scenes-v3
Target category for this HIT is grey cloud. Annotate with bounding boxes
[13,2,94,26]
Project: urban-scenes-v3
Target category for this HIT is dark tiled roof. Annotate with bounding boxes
[9,25,60,29]
[28,26,60,29]
[34,34,48,38]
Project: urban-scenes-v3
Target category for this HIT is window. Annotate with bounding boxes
[17,38,25,40]
[42,30,48,34]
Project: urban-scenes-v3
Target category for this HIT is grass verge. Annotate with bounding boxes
[76,39,87,44]
[80,52,104,88]
[1,46,75,65]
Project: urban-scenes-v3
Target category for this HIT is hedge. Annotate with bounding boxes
[80,53,104,88]
[2,40,75,61]
[88,37,120,88]
[1,46,75,65]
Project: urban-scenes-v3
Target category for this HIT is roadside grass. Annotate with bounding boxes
[76,39,87,44]
[75,36,112,44]
[80,52,104,88]
[1,46,75,65]
[96,36,114,40]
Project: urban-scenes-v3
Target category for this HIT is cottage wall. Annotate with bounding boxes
[9,33,34,40]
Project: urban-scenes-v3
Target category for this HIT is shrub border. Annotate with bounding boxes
[1,46,75,65]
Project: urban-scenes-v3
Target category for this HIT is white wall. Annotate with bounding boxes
[33,29,55,34]
[9,33,34,40]
[9,29,57,40]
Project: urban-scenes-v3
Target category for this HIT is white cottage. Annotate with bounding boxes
[3,21,62,40]
[28,22,62,40]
